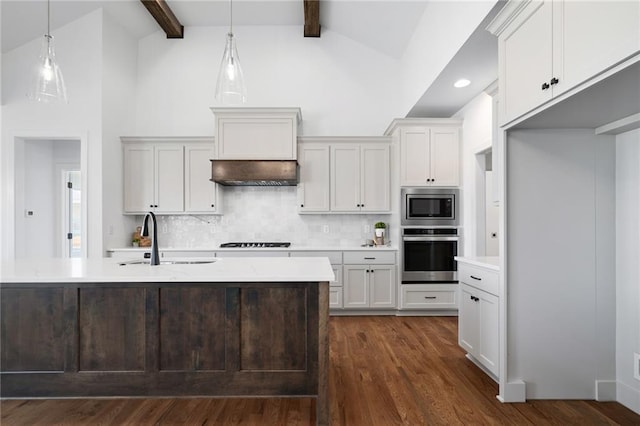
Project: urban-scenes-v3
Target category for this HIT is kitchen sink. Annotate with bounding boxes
[118,259,217,266]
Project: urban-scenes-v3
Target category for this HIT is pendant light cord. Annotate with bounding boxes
[229,0,233,34]
[47,0,51,37]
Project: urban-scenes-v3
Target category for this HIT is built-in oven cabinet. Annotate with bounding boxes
[400,284,458,310]
[458,263,499,379]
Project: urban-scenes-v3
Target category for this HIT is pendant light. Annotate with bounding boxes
[28,0,68,103]
[215,0,246,104]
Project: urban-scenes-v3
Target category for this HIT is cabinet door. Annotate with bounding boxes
[399,127,430,186]
[159,287,227,371]
[343,265,369,308]
[360,144,391,212]
[430,127,460,186]
[558,0,640,97]
[124,144,155,213]
[216,116,297,160]
[478,290,500,377]
[369,265,396,308]
[329,287,343,309]
[184,144,219,213]
[330,145,361,212]
[298,144,330,212]
[155,144,184,213]
[459,284,479,354]
[500,0,553,124]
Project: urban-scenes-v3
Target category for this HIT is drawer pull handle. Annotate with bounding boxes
[470,296,479,302]
[470,275,482,281]
[424,296,437,299]
[364,257,375,260]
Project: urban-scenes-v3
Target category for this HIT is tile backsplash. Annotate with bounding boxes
[143,187,393,248]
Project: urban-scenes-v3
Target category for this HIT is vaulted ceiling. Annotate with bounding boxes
[1,0,501,117]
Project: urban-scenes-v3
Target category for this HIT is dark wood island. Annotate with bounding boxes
[0,257,332,425]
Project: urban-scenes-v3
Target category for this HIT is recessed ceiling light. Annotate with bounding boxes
[454,79,471,88]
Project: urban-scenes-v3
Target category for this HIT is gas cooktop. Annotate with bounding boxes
[220,242,291,248]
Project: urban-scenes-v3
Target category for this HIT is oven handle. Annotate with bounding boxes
[402,236,459,242]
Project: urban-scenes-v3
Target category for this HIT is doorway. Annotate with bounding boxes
[14,138,85,258]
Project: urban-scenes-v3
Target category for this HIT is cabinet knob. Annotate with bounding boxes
[211,204,215,208]
[550,77,559,85]
[541,82,550,90]
[300,204,304,207]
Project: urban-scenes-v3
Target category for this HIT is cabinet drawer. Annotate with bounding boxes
[459,264,499,296]
[343,251,395,265]
[161,251,215,258]
[400,284,458,310]
[290,251,342,264]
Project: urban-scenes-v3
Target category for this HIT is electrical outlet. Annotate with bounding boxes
[24,210,34,218]
[364,224,371,234]
[322,225,330,234]
[634,352,640,381]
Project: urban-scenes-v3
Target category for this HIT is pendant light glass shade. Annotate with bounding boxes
[215,0,246,104]
[28,0,68,104]
[28,34,68,103]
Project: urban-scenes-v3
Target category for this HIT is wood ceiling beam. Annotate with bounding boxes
[304,0,321,37]
[140,0,184,39]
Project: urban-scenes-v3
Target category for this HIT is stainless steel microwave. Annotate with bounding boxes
[401,188,460,227]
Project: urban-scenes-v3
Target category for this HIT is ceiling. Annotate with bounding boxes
[1,0,501,117]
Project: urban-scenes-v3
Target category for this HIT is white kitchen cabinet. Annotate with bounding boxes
[490,0,640,125]
[400,284,458,310]
[343,251,396,309]
[330,143,390,212]
[211,108,301,160]
[297,143,330,212]
[123,142,184,214]
[384,119,461,187]
[184,144,221,214]
[457,262,500,378]
[343,265,395,309]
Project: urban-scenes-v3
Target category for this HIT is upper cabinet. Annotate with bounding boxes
[297,137,392,214]
[123,142,184,214]
[385,118,461,187]
[122,137,222,215]
[211,108,302,160]
[488,0,640,126]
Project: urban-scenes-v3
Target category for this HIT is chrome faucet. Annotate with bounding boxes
[141,211,160,265]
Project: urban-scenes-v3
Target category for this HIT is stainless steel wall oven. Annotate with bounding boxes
[402,228,459,283]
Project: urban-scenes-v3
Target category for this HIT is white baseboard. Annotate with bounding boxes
[497,380,526,403]
[595,380,617,401]
[617,381,640,415]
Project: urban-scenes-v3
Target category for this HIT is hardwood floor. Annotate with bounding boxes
[2,316,639,425]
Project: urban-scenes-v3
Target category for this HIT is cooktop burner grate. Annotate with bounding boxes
[220,242,291,248]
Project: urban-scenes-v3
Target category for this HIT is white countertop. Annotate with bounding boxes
[454,256,500,271]
[107,245,398,252]
[0,257,335,284]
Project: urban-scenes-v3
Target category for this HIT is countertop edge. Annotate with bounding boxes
[454,256,500,271]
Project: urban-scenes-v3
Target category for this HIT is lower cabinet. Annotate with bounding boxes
[343,264,396,309]
[400,284,458,310]
[458,282,499,378]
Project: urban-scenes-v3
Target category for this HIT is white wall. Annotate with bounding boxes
[1,10,103,259]
[399,0,498,116]
[507,129,616,399]
[453,91,492,256]
[135,26,402,137]
[616,128,640,413]
[101,12,138,252]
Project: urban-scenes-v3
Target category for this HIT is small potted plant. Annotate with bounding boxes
[132,237,140,247]
[374,222,386,238]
